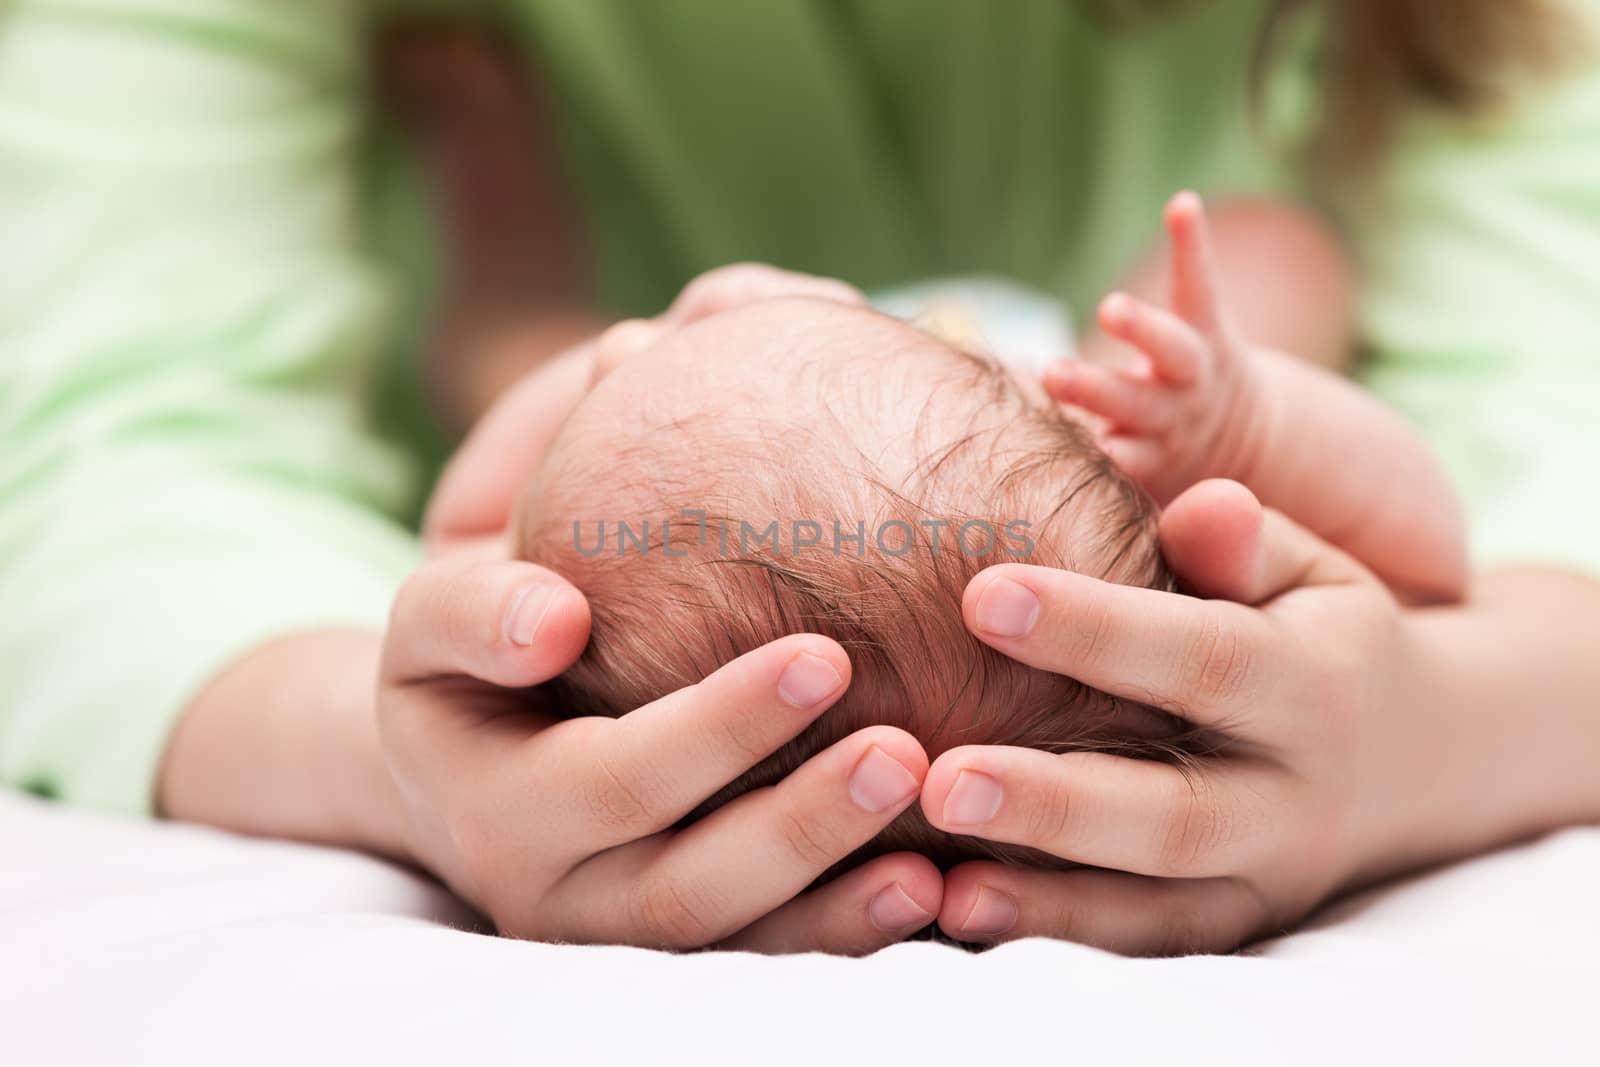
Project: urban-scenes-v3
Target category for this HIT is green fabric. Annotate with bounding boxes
[0,1,423,812]
[2,0,1597,815]
[513,0,1280,316]
[1353,61,1600,574]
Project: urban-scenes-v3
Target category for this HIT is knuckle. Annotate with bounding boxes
[1067,602,1118,670]
[815,278,866,305]
[1021,777,1076,854]
[1043,894,1084,945]
[677,263,766,311]
[1158,881,1272,957]
[1156,784,1231,876]
[631,877,721,949]
[707,695,777,767]
[580,754,659,836]
[779,809,848,870]
[1184,615,1255,705]
[1151,899,1208,956]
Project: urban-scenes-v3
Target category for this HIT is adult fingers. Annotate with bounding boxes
[381,556,591,690]
[921,747,1283,878]
[939,863,1275,955]
[548,725,927,948]
[719,851,943,955]
[590,317,669,381]
[1161,479,1378,604]
[376,558,590,801]
[962,563,1275,727]
[667,263,866,324]
[541,634,857,851]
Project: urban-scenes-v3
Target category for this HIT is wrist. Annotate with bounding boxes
[159,630,415,864]
[1192,346,1277,492]
[1359,577,1600,884]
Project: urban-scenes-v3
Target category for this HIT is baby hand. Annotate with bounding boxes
[1045,193,1262,504]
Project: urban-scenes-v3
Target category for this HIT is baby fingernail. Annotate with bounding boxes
[974,577,1039,638]
[942,770,1003,826]
[777,652,844,708]
[959,886,1019,939]
[869,882,932,933]
[848,745,920,813]
[504,584,557,647]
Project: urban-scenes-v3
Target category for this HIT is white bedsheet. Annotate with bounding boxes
[3,789,1594,1065]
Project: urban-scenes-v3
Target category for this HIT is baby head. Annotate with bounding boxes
[516,296,1182,869]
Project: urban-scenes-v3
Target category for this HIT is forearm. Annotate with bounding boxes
[158,631,413,864]
[1377,567,1600,880]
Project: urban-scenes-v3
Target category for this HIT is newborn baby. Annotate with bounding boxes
[514,286,1190,870]
[505,196,1468,876]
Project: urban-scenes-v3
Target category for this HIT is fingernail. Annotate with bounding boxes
[942,770,1004,826]
[504,584,557,647]
[868,882,932,933]
[959,886,1018,940]
[973,577,1039,638]
[777,652,843,708]
[848,745,920,813]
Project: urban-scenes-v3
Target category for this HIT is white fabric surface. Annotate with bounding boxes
[3,790,1595,1065]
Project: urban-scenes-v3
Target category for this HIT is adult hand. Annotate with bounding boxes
[919,479,1430,954]
[391,263,931,953]
[377,556,937,954]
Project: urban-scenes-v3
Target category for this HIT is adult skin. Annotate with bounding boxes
[160,553,945,955]
[428,353,1600,954]
[403,281,1600,955]
[162,259,1600,955]
[160,271,945,956]
[924,480,1600,952]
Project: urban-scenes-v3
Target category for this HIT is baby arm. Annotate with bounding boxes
[1047,194,1468,602]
